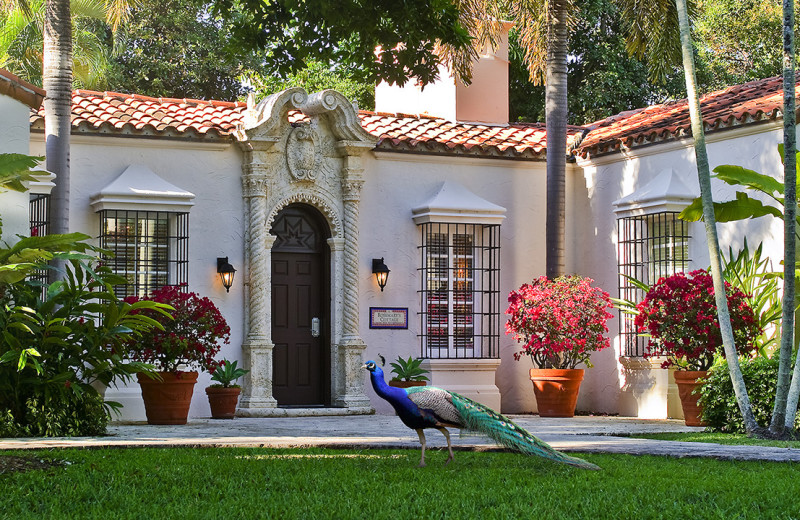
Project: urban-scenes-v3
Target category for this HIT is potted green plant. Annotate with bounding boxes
[635,269,761,426]
[387,356,429,388]
[125,286,230,425]
[205,359,248,419]
[506,275,614,417]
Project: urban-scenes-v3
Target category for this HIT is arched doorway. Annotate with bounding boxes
[270,204,331,406]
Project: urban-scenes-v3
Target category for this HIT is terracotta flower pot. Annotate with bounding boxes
[137,371,198,425]
[206,386,242,419]
[673,370,708,427]
[388,380,427,389]
[529,368,584,418]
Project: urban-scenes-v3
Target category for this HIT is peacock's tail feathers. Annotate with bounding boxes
[447,392,601,471]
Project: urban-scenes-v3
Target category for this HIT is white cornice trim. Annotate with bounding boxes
[29,132,235,152]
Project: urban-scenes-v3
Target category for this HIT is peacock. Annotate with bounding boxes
[363,360,600,470]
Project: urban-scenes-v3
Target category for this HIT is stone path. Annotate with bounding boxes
[2,415,799,462]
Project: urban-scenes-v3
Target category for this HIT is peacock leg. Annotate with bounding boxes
[416,429,427,467]
[437,427,454,465]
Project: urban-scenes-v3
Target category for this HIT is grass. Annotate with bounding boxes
[0,447,798,519]
[629,431,800,448]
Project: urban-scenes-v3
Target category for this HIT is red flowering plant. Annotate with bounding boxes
[124,286,231,373]
[506,276,614,369]
[634,270,761,371]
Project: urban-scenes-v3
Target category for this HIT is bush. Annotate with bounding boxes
[699,357,800,433]
[0,261,166,437]
[0,389,108,437]
[635,269,761,370]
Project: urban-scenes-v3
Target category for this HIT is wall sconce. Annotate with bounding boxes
[372,257,390,292]
[217,257,236,293]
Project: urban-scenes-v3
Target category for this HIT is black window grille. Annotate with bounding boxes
[418,222,500,359]
[98,210,189,298]
[617,211,690,357]
[29,194,51,291]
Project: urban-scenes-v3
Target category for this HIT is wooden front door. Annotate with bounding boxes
[271,205,329,406]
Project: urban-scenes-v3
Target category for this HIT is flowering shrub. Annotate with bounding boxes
[506,276,614,369]
[634,270,761,371]
[125,286,230,373]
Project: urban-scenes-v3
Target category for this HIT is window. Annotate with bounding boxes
[418,222,500,359]
[617,212,690,357]
[29,193,51,290]
[29,193,51,237]
[98,210,188,298]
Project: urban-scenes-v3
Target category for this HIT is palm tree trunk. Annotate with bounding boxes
[674,0,760,434]
[545,0,568,279]
[779,0,800,432]
[43,0,72,236]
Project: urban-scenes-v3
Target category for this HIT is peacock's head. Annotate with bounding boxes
[362,360,378,372]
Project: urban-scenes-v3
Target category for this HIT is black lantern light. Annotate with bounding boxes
[217,257,236,293]
[372,257,390,292]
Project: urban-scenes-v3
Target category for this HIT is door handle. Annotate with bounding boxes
[311,317,321,338]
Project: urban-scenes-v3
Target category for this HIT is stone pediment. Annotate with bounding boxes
[238,88,376,150]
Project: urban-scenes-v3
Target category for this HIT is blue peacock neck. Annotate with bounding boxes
[368,367,407,402]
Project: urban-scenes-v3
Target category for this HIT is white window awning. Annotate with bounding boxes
[412,181,506,225]
[90,164,195,212]
[613,168,698,218]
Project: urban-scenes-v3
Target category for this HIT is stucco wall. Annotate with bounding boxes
[573,122,787,415]
[30,134,246,420]
[358,151,571,414]
[0,95,34,243]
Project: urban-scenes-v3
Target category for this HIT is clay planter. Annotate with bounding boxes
[206,386,242,419]
[388,380,427,389]
[673,370,708,427]
[137,371,198,425]
[529,368,584,418]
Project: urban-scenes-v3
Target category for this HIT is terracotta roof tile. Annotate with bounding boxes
[31,90,572,159]
[576,74,798,158]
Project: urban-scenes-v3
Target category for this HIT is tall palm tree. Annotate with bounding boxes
[5,0,135,238]
[773,0,797,434]
[42,0,72,236]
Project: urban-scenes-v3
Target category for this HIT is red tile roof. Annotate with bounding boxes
[29,90,247,139]
[0,68,46,109]
[30,75,797,161]
[29,90,578,159]
[575,75,797,158]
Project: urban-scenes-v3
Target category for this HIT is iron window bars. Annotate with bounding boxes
[28,194,51,291]
[98,210,189,298]
[617,211,690,357]
[418,222,500,359]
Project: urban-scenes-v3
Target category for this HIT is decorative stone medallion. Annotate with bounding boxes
[286,125,318,182]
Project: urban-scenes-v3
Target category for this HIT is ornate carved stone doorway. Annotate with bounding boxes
[235,89,376,416]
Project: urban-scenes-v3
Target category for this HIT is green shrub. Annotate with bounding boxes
[699,357,800,433]
[0,389,108,437]
[0,260,168,437]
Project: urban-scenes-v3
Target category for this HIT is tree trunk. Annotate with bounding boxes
[674,0,760,434]
[545,0,568,279]
[780,0,800,432]
[43,0,72,237]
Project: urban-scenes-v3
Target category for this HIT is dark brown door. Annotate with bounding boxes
[271,206,329,406]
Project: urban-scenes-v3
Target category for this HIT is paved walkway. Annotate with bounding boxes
[2,415,800,462]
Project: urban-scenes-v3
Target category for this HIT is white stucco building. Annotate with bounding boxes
[2,55,795,421]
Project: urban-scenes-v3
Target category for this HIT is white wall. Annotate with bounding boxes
[358,151,559,414]
[30,134,246,420]
[573,123,787,414]
[0,95,34,242]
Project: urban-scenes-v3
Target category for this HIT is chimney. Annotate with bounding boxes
[374,23,511,125]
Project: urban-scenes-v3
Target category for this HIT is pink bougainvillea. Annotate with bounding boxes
[634,269,761,371]
[125,286,230,373]
[505,276,614,369]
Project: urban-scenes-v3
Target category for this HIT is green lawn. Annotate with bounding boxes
[629,432,800,448]
[1,447,798,519]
